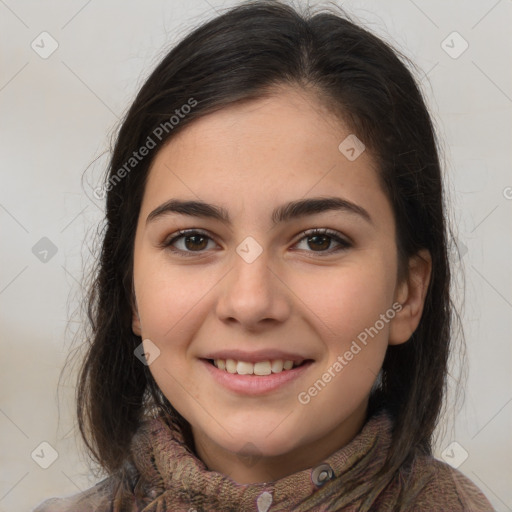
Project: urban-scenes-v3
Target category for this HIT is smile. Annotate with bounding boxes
[201,358,314,395]
[211,358,303,375]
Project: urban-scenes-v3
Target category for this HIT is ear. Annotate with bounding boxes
[388,249,432,345]
[131,292,142,337]
[132,308,142,336]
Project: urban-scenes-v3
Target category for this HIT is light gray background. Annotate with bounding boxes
[1,0,511,510]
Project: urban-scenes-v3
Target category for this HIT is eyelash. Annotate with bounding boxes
[161,228,352,257]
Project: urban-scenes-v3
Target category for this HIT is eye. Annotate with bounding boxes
[294,228,351,254]
[161,227,351,257]
[162,229,218,256]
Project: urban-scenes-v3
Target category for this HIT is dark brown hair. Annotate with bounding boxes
[72,0,461,506]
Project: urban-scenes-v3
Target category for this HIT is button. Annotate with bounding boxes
[311,463,335,487]
[256,491,272,512]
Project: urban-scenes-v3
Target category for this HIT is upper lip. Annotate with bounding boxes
[201,349,311,365]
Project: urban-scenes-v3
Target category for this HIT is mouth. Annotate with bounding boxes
[200,357,314,395]
[204,358,310,376]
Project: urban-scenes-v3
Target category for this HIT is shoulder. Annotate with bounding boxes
[31,474,123,512]
[32,475,116,512]
[31,463,141,512]
[403,453,495,511]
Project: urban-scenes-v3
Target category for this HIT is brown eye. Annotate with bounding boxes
[182,234,208,251]
[295,228,351,254]
[306,234,331,251]
[161,228,351,258]
[163,229,218,256]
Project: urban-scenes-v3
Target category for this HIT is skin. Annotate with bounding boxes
[131,86,432,484]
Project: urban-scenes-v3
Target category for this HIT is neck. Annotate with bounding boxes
[191,400,369,484]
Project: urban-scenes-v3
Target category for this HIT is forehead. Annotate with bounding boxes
[141,87,385,220]
[156,88,370,166]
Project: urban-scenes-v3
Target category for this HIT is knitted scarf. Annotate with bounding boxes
[34,408,495,511]
[125,408,399,511]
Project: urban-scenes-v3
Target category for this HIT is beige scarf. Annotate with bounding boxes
[126,408,399,511]
[34,408,494,511]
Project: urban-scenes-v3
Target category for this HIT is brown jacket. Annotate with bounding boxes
[32,410,495,511]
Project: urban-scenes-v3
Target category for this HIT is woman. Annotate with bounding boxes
[34,1,494,510]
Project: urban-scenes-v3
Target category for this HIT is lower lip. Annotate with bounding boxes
[201,359,313,395]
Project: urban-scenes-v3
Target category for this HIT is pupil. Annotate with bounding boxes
[309,235,329,250]
[186,235,207,250]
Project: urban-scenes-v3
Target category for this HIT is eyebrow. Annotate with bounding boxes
[146,196,373,227]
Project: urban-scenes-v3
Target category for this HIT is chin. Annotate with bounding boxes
[207,421,306,458]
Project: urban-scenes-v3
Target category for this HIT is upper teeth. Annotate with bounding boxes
[214,359,296,375]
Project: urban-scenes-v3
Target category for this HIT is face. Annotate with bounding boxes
[131,87,425,482]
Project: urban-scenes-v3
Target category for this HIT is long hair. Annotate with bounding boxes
[73,0,459,506]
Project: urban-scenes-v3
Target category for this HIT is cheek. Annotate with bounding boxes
[133,259,210,416]
[291,257,396,341]
[134,257,212,343]
[292,263,394,427]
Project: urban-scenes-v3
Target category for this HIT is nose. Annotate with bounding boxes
[215,247,291,331]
